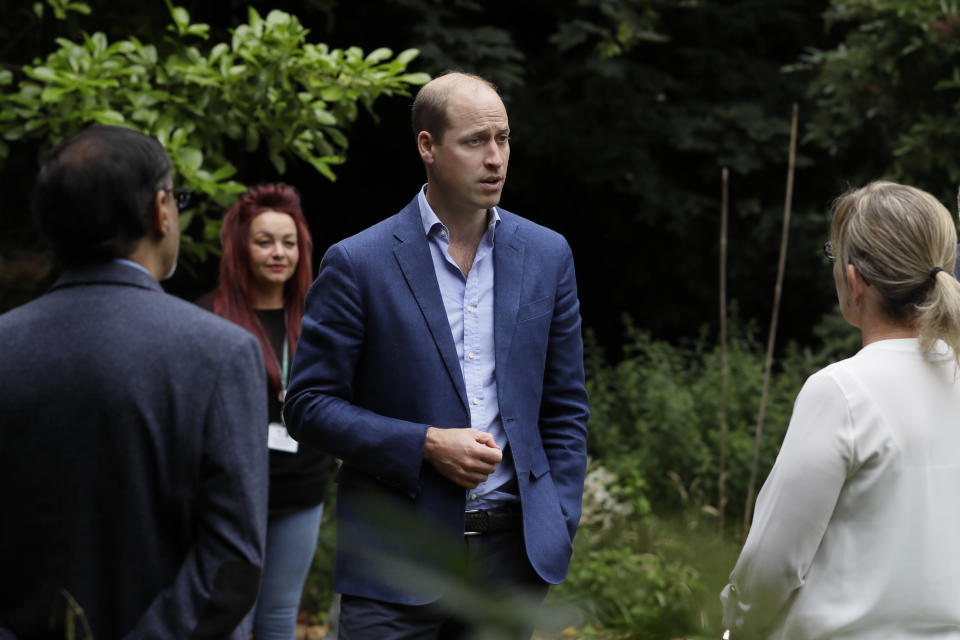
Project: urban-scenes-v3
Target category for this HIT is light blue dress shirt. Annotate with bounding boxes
[417,187,518,510]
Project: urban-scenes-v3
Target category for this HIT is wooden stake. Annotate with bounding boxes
[719,166,729,540]
[743,103,799,538]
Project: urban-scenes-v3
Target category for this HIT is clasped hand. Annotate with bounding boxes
[423,427,502,489]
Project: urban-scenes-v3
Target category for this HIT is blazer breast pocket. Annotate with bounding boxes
[517,295,553,323]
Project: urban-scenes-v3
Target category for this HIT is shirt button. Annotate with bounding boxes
[440,229,447,237]
[466,305,475,312]
[470,493,478,501]
[468,352,476,360]
[472,397,480,405]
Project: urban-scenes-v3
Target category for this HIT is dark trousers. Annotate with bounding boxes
[338,528,549,640]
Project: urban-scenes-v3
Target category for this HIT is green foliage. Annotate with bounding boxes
[393,0,528,92]
[550,459,705,638]
[0,3,429,262]
[548,0,670,58]
[382,0,670,92]
[584,317,813,521]
[791,0,960,201]
[34,0,91,21]
[476,0,841,348]
[562,546,702,636]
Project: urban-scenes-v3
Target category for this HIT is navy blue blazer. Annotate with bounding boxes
[0,262,269,639]
[284,197,589,604]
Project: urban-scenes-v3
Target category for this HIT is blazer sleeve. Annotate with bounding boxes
[283,243,429,496]
[720,371,852,638]
[126,335,269,639]
[539,239,590,541]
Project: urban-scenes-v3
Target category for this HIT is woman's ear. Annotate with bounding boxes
[846,263,858,291]
[847,262,870,306]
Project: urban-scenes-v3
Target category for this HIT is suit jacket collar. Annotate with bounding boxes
[391,199,527,414]
[51,261,163,293]
[392,198,470,411]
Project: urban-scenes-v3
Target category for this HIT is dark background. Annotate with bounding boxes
[0,0,868,359]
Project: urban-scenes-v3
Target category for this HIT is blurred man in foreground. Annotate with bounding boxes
[0,125,269,638]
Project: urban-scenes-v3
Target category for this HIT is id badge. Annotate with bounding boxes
[268,422,299,453]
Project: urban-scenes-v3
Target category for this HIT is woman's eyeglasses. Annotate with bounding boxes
[823,240,836,263]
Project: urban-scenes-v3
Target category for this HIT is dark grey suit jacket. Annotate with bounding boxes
[0,262,269,639]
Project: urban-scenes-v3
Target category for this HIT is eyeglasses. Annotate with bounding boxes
[162,187,195,211]
[823,240,836,263]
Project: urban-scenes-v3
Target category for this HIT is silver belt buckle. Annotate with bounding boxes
[464,509,482,536]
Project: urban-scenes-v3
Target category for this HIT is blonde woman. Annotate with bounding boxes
[722,181,960,638]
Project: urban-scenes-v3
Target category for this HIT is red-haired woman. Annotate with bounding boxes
[200,183,330,639]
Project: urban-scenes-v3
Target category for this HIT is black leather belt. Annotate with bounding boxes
[464,504,522,536]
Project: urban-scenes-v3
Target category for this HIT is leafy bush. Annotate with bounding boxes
[550,459,704,638]
[585,316,815,525]
[788,0,960,202]
[0,2,428,262]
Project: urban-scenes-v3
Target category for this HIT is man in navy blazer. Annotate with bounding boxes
[284,72,589,637]
[0,126,269,638]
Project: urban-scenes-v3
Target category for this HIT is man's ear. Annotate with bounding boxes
[151,188,172,238]
[417,130,435,165]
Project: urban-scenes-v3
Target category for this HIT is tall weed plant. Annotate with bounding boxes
[583,314,849,526]
[553,311,859,637]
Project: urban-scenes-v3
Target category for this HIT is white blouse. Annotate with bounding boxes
[722,338,960,639]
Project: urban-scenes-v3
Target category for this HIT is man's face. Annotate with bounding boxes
[424,84,510,217]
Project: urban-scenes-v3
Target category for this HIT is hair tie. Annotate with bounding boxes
[931,266,944,281]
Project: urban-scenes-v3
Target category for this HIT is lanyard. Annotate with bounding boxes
[280,337,289,391]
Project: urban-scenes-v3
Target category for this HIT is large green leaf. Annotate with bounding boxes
[0,2,427,265]
[178,146,203,172]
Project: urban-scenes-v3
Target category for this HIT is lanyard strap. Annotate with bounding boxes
[280,337,290,391]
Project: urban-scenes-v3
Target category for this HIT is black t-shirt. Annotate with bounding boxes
[255,308,331,513]
[196,293,331,513]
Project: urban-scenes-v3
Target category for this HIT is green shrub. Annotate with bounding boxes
[584,313,844,527]
[0,2,428,263]
[549,459,703,637]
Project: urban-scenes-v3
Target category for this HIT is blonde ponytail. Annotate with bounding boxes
[831,181,960,367]
[917,266,960,367]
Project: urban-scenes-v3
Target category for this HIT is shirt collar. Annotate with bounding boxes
[113,258,153,278]
[417,184,500,240]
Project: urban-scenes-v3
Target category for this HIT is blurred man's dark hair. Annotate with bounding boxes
[32,125,173,266]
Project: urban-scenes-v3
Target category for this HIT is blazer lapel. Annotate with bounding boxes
[494,217,525,377]
[392,205,469,412]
